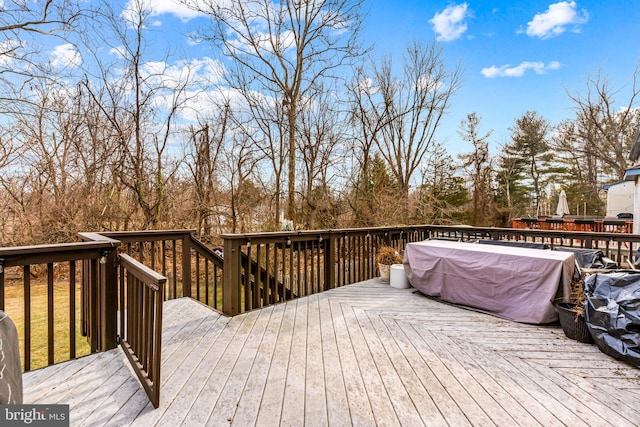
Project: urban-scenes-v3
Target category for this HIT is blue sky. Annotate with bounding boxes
[362,1,640,154]
[48,1,639,157]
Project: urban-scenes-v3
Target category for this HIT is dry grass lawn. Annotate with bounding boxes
[4,265,91,371]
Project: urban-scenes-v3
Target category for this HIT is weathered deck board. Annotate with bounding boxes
[367,312,447,426]
[280,297,309,426]
[208,307,273,426]
[231,302,285,426]
[24,280,640,426]
[330,298,376,426]
[382,316,471,426]
[303,294,328,427]
[185,309,261,426]
[317,292,350,426]
[255,300,296,426]
[342,303,400,426]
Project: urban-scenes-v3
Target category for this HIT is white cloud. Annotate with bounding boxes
[0,39,20,67]
[123,0,204,23]
[481,61,561,78]
[430,3,471,42]
[525,1,589,39]
[356,77,377,95]
[109,46,125,59]
[143,57,224,89]
[140,57,228,123]
[50,43,81,68]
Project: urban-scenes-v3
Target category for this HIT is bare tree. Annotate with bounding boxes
[297,88,345,228]
[0,0,87,208]
[187,0,367,223]
[0,74,123,243]
[550,119,603,214]
[220,132,262,233]
[346,65,391,226]
[360,41,462,219]
[184,103,231,239]
[81,1,197,228]
[236,84,288,229]
[567,68,640,181]
[0,0,86,110]
[0,1,80,34]
[458,113,493,226]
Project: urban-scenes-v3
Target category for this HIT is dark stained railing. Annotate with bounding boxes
[118,253,165,409]
[84,230,225,311]
[4,224,640,369]
[188,235,224,310]
[220,225,640,314]
[425,225,640,264]
[0,240,118,371]
[85,230,194,301]
[3,223,640,408]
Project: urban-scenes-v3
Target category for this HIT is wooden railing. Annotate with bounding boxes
[0,240,119,371]
[424,225,640,264]
[4,224,640,370]
[118,253,165,409]
[220,227,436,314]
[3,224,640,409]
[84,230,224,311]
[220,225,640,314]
[512,217,634,233]
[188,235,224,310]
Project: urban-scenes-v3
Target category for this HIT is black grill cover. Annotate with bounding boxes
[584,272,640,367]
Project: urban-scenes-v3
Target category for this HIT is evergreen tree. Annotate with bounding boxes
[351,153,398,225]
[501,111,552,216]
[414,144,468,224]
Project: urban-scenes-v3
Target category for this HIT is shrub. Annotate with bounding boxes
[376,246,403,265]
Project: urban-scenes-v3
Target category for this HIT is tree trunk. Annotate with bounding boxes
[287,100,297,223]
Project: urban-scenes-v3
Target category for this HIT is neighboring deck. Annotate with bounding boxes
[25,280,640,426]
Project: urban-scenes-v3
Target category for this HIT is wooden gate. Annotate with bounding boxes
[118,254,165,408]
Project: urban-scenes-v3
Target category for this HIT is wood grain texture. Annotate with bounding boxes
[24,282,640,426]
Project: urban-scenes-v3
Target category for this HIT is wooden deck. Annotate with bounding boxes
[24,280,640,426]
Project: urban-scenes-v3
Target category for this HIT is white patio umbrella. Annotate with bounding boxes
[556,189,570,216]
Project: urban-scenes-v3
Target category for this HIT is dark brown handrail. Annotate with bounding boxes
[218,225,640,314]
[0,240,119,371]
[2,224,640,372]
[189,235,223,267]
[118,253,165,408]
[0,241,117,266]
[0,223,639,413]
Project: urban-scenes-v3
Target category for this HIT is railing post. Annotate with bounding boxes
[584,236,593,249]
[384,229,392,246]
[324,233,336,290]
[182,234,192,298]
[89,258,99,353]
[222,237,242,315]
[101,249,118,350]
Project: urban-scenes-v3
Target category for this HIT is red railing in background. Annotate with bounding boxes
[512,217,633,233]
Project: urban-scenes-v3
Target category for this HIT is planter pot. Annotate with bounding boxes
[390,264,411,289]
[378,263,391,282]
[556,302,593,343]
